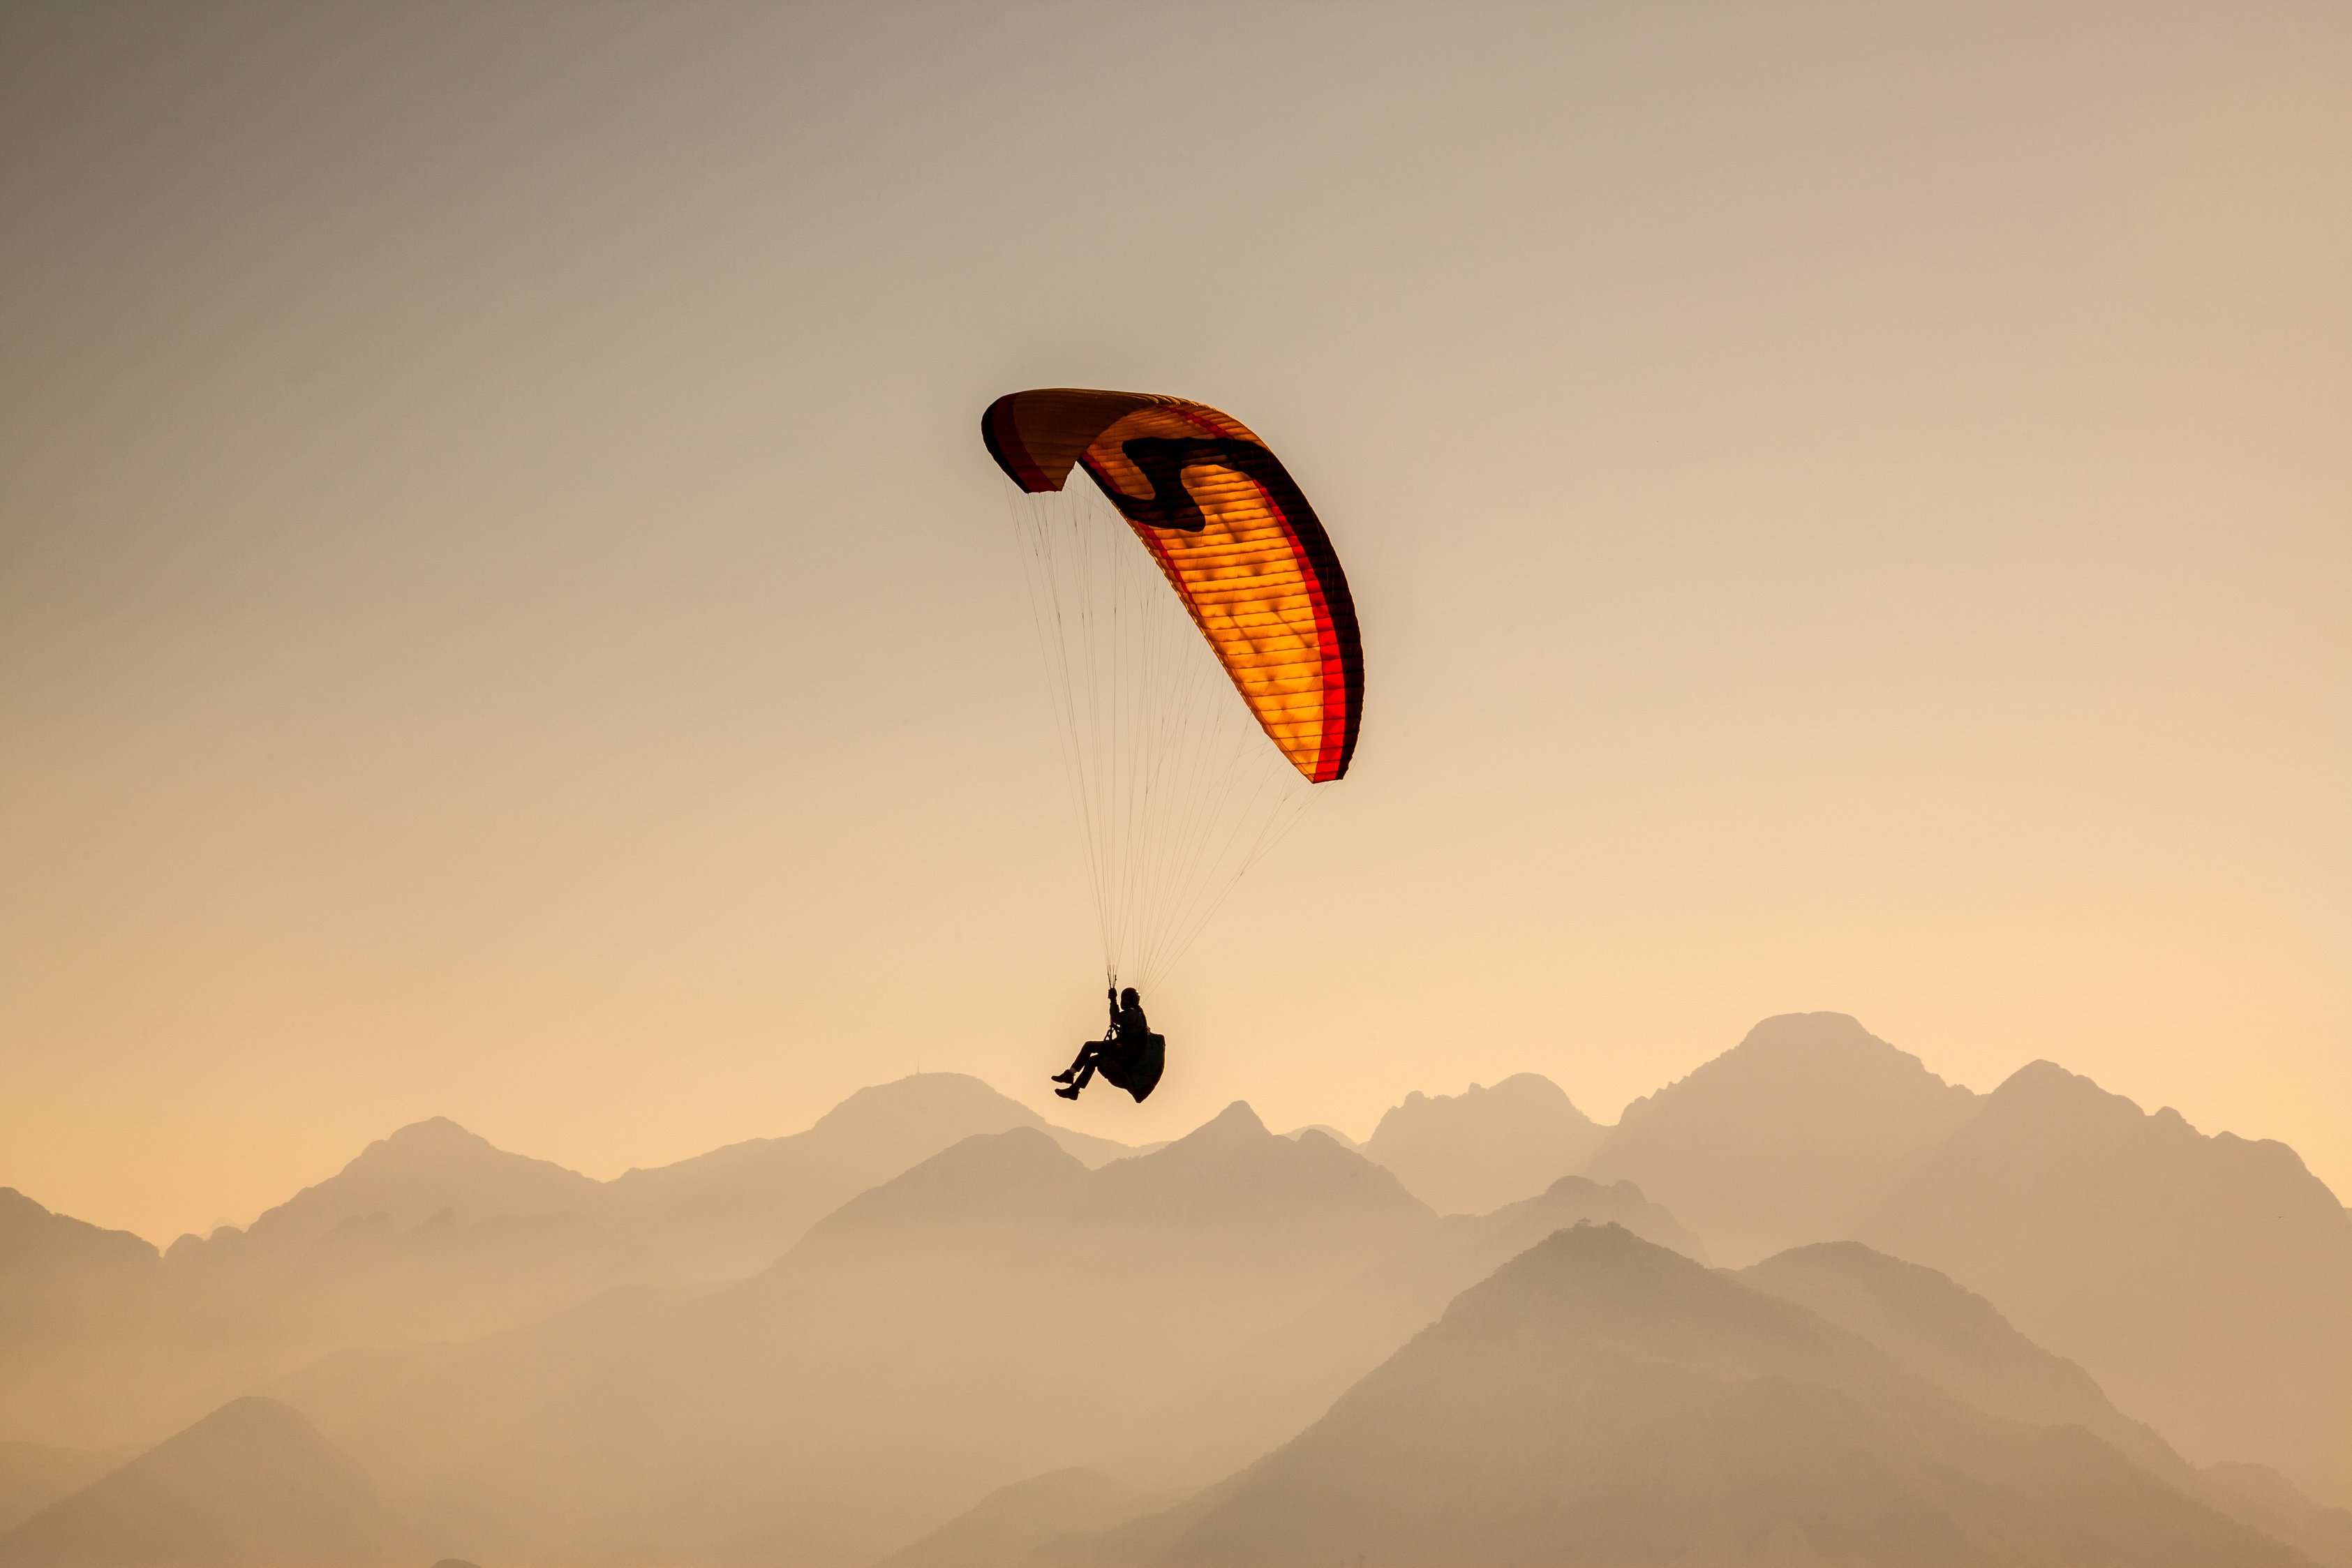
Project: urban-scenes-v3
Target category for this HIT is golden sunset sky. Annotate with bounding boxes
[3,1,2345,1244]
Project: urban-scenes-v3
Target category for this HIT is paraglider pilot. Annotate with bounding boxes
[1053,987,1165,1103]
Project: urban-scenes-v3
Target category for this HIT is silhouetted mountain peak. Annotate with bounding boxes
[1447,1222,1815,1362]
[1108,1103,1424,1224]
[0,1189,158,1269]
[1362,1073,1605,1216]
[1986,1059,2139,1119]
[378,1114,479,1148]
[345,1117,580,1184]
[1975,1061,2284,1164]
[810,1073,1048,1140]
[1589,1012,1981,1263]
[1379,1073,1589,1128]
[1616,1013,1968,1124]
[1485,1177,1710,1264]
[175,1116,604,1267]
[1187,1101,1270,1143]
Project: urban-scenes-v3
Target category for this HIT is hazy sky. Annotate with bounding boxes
[3,1,2345,1245]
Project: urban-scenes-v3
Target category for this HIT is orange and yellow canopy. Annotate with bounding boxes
[982,389,1363,784]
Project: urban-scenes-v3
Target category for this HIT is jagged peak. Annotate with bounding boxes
[1177,1100,1270,1144]
[1735,1011,1914,1063]
[343,1117,593,1185]
[0,1188,160,1260]
[1979,1061,2304,1166]
[377,1115,489,1149]
[1487,1218,1696,1288]
[1369,1071,1592,1141]
[1991,1058,2111,1101]
[817,1072,1022,1121]
[1616,1012,1971,1128]
[1978,1061,2185,1135]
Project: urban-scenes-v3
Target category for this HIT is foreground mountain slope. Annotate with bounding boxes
[0,1447,127,1537]
[2200,1465,2352,1568]
[1857,1059,2352,1507]
[0,1397,385,1567]
[1742,1242,2181,1476]
[1743,1241,2352,1567]
[884,1468,1174,1568]
[1359,1075,1605,1216]
[1115,1174,1703,1486]
[1107,1225,2302,1568]
[1589,1013,1981,1264]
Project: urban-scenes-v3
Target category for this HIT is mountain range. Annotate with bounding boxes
[3,1012,2348,1562]
[0,1074,1142,1451]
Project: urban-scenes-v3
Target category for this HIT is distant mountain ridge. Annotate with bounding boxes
[1360,1073,1605,1216]
[0,1075,1140,1451]
[169,1118,605,1267]
[170,1073,1135,1278]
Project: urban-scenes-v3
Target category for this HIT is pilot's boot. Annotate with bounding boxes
[1054,1084,1080,1100]
[1050,1067,1075,1084]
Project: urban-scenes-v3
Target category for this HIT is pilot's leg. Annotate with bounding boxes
[1056,1041,1102,1095]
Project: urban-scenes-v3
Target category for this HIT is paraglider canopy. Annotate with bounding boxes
[983,389,1363,784]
